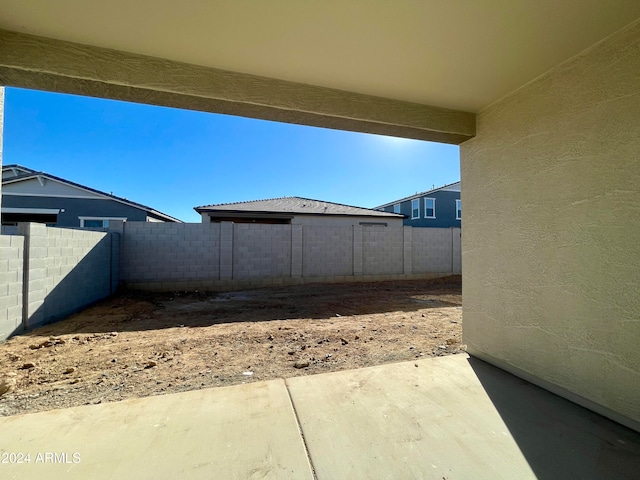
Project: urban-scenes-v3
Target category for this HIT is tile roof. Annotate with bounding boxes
[2,164,183,222]
[195,196,403,218]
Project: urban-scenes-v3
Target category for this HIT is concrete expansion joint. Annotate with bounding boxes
[284,379,318,480]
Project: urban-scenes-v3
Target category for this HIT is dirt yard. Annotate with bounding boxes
[0,276,463,417]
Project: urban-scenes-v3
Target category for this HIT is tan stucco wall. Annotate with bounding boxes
[460,21,640,430]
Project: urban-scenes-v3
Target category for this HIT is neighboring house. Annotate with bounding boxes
[375,181,461,228]
[1,164,182,229]
[195,196,404,227]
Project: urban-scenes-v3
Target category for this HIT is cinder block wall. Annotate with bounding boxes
[362,226,403,275]
[0,235,24,339]
[234,224,291,279]
[303,226,354,276]
[119,222,220,283]
[18,223,115,330]
[0,224,117,340]
[413,228,461,274]
[119,221,461,290]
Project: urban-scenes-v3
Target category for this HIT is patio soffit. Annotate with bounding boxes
[0,1,639,143]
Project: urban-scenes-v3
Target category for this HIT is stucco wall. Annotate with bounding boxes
[460,21,640,429]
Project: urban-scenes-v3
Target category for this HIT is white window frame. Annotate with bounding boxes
[424,198,436,219]
[393,203,401,214]
[455,199,461,220]
[79,216,127,228]
[411,199,420,219]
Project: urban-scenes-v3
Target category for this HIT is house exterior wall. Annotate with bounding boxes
[380,190,461,228]
[460,20,640,430]
[2,195,150,227]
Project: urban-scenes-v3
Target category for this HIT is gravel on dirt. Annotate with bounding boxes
[0,276,463,417]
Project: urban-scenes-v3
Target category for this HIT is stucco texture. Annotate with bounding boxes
[460,21,640,427]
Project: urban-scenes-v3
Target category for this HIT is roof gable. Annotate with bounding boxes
[2,165,183,222]
[1,164,36,181]
[3,175,108,199]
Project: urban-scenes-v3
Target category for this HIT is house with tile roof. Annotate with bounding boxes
[1,164,182,229]
[195,196,404,227]
[375,182,461,228]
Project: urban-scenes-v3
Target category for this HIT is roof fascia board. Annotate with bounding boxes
[0,29,475,144]
[3,192,120,199]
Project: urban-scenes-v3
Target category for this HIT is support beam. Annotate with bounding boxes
[0,29,475,144]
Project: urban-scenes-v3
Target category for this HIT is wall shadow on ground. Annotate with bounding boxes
[25,234,117,333]
[20,276,462,336]
[467,357,640,480]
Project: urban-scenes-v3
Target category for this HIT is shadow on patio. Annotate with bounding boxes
[467,357,640,479]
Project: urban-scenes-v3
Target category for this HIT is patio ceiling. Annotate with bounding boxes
[1,1,640,142]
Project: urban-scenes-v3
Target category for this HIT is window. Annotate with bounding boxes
[424,198,435,218]
[411,199,419,219]
[79,217,127,228]
[393,204,400,214]
[83,219,107,228]
[456,199,462,220]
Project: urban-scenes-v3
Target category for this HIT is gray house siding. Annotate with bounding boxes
[381,190,460,228]
[2,195,150,227]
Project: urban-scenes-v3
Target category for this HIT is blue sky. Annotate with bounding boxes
[3,87,460,223]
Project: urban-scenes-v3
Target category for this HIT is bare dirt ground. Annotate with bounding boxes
[0,276,462,417]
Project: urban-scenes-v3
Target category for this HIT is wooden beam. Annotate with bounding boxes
[0,29,475,144]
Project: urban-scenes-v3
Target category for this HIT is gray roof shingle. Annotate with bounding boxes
[195,196,402,218]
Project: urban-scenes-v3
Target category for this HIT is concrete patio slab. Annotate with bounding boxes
[286,353,640,480]
[0,379,313,480]
[2,354,639,479]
